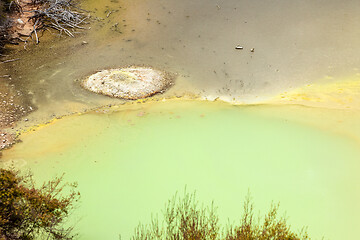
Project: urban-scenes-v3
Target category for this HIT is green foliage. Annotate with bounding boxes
[131,191,310,240]
[225,194,309,240]
[132,191,219,240]
[0,168,80,240]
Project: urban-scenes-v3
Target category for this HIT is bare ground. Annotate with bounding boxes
[9,0,37,40]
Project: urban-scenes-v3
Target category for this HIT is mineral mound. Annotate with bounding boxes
[81,66,175,100]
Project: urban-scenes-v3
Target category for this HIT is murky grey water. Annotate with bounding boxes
[109,0,360,99]
[1,1,360,238]
[2,0,360,124]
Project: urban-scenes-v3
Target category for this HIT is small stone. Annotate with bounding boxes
[17,19,25,25]
[250,48,255,52]
[81,41,88,45]
[235,45,243,50]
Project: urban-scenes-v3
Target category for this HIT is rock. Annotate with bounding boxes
[17,19,25,25]
[81,66,175,100]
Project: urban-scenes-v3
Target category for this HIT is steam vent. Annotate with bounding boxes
[81,66,175,100]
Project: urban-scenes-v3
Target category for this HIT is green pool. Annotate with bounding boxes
[2,100,360,240]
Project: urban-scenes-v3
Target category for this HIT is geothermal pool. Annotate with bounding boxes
[2,0,360,239]
[2,100,360,240]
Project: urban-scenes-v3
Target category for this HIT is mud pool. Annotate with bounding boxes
[1,0,360,239]
[3,0,360,125]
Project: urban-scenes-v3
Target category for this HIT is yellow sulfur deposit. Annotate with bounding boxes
[271,77,360,109]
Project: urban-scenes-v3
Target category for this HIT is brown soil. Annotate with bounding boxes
[9,0,37,39]
[0,1,37,152]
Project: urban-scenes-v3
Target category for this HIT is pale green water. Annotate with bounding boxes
[2,100,360,240]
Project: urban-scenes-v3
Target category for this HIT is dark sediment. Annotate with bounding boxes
[0,81,31,150]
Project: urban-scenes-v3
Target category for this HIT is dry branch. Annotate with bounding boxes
[0,58,20,63]
[28,0,89,39]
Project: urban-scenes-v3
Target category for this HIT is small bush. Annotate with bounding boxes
[131,191,310,240]
[0,168,80,240]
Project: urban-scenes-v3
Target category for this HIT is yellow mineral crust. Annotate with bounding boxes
[270,77,360,109]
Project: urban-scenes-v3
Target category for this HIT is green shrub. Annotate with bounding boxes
[131,191,310,240]
[0,168,79,240]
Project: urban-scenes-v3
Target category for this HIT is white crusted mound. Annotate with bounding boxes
[81,66,174,100]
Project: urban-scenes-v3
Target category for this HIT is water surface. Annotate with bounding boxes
[1,1,360,239]
[2,100,360,240]
[2,0,360,126]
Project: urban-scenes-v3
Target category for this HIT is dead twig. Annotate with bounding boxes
[0,58,20,64]
[33,19,39,44]
[9,0,23,13]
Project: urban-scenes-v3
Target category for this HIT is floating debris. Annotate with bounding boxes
[81,66,175,100]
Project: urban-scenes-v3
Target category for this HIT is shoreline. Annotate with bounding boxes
[3,93,360,158]
[1,73,360,153]
[0,0,88,151]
